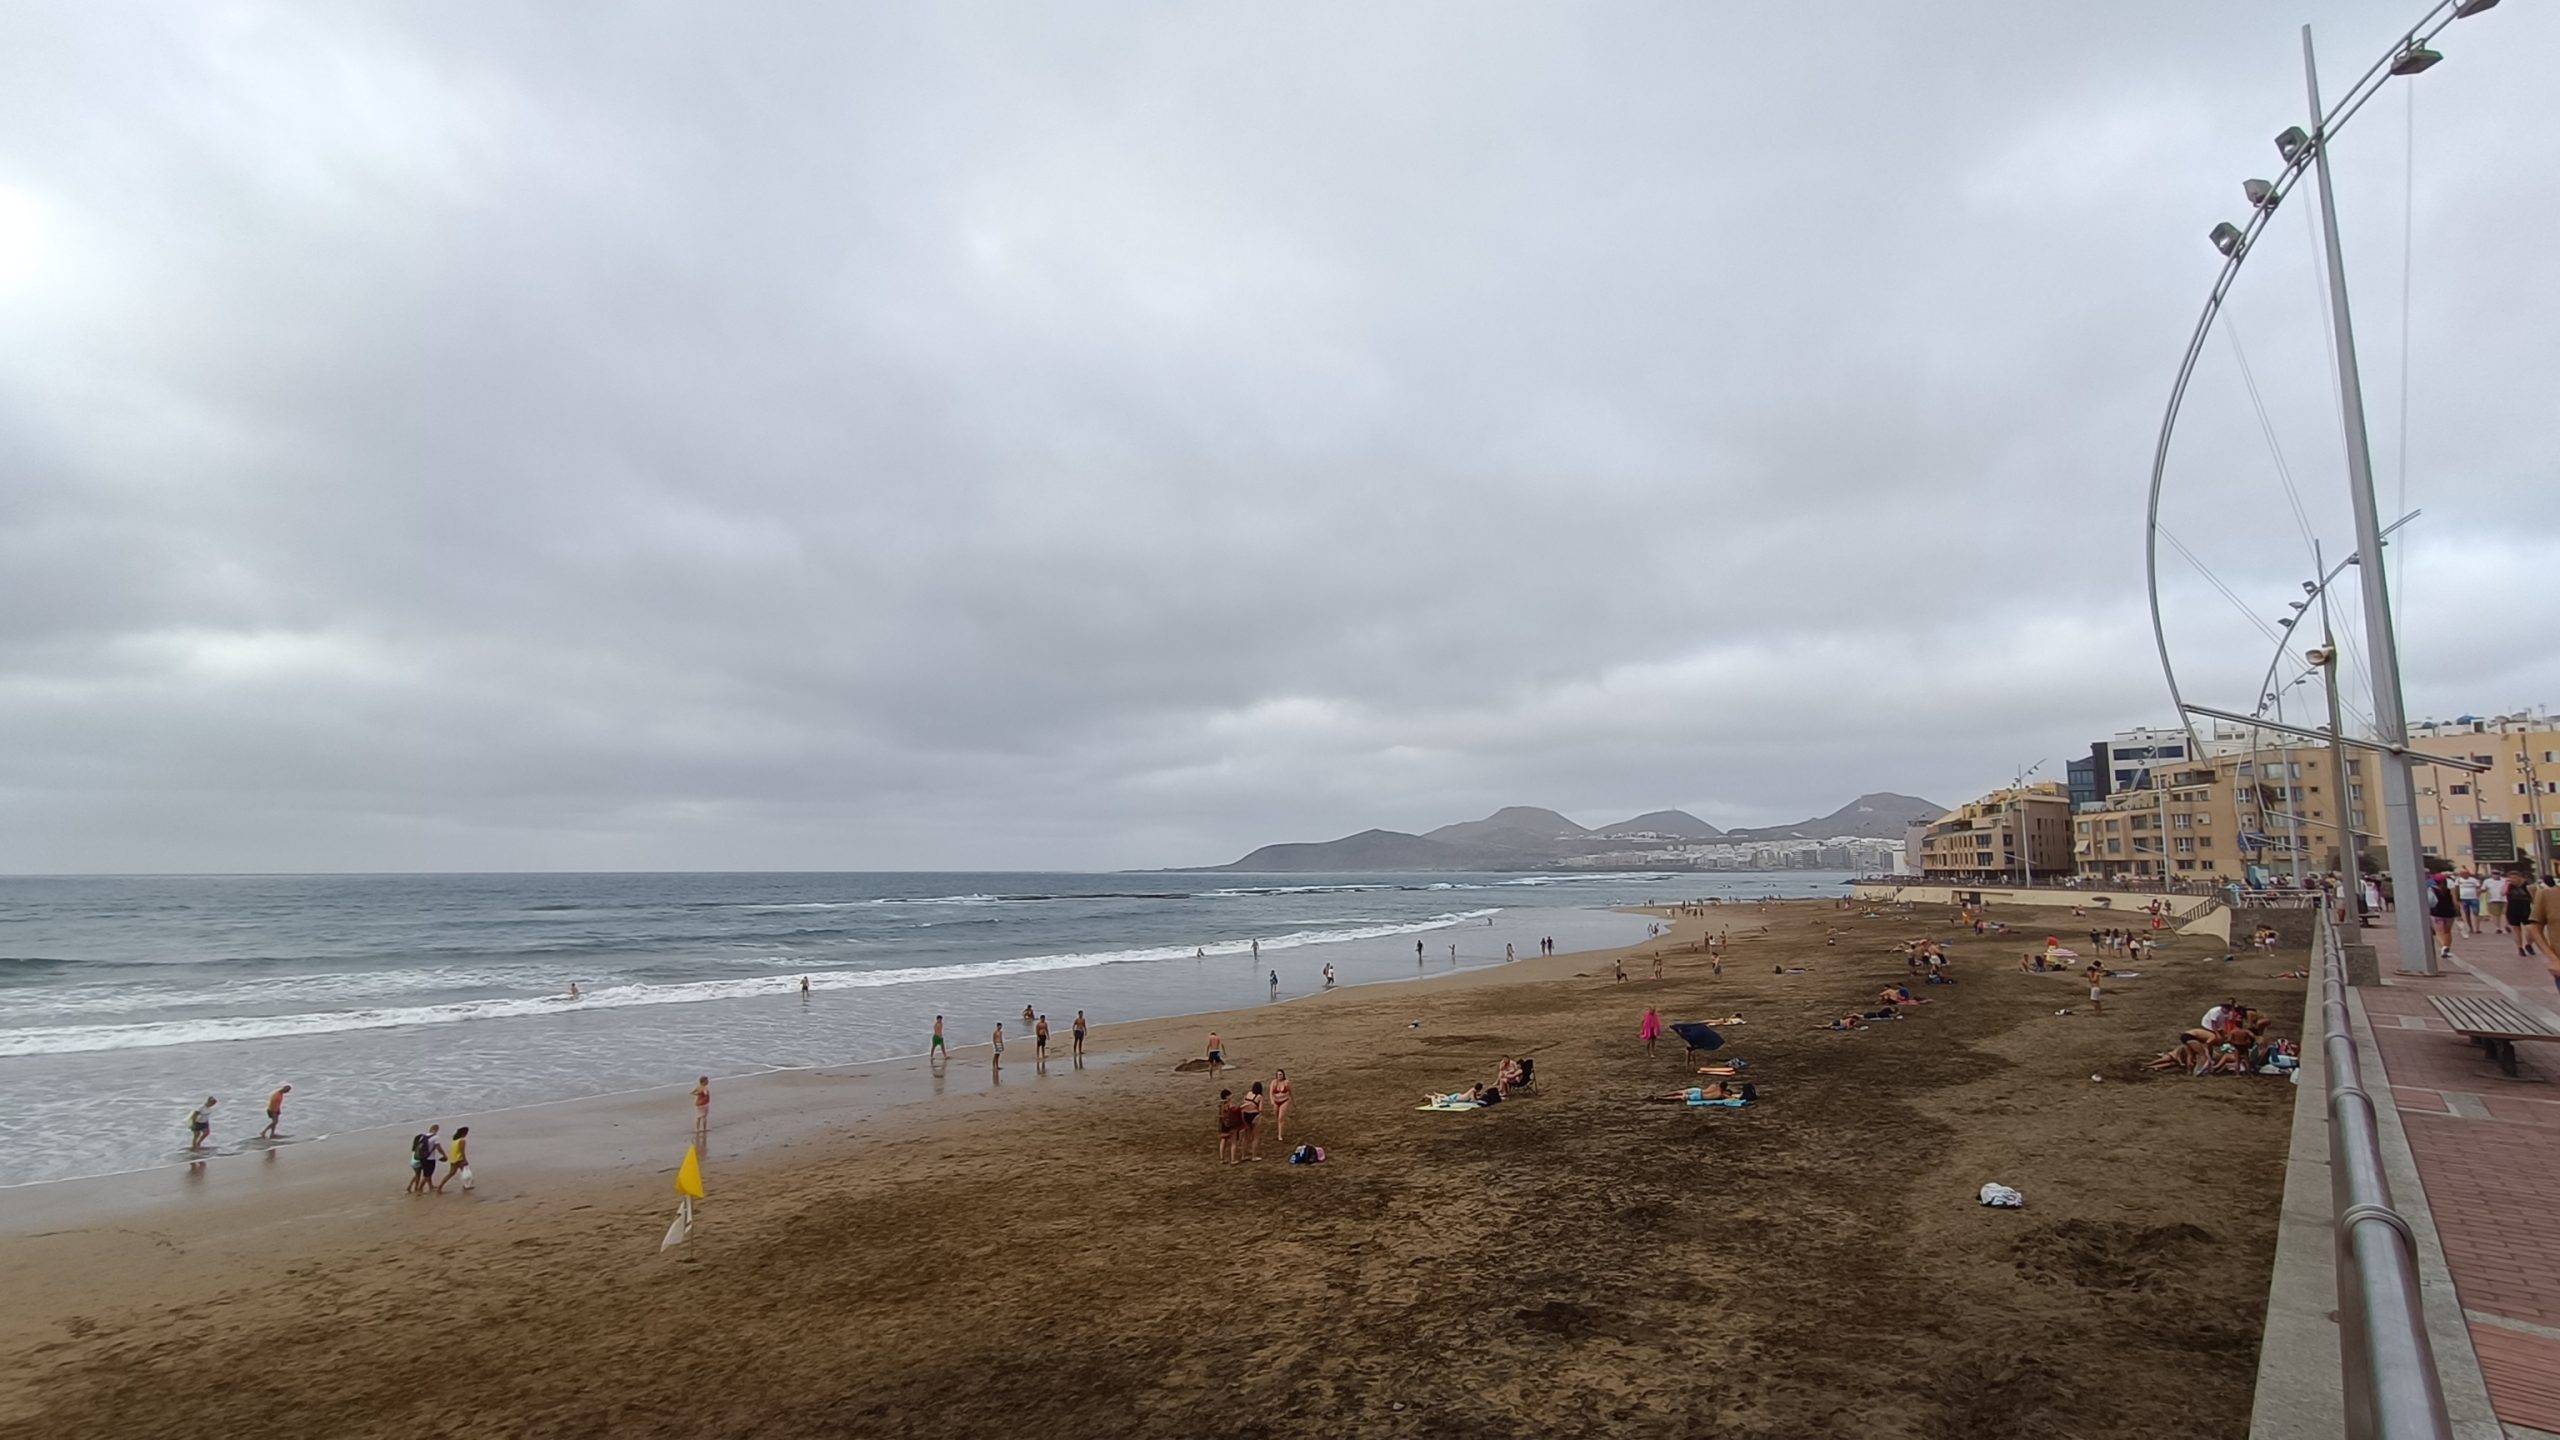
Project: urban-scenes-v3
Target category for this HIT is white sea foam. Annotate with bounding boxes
[0,910,1500,1057]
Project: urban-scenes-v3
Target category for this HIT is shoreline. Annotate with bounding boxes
[0,896,1730,1219]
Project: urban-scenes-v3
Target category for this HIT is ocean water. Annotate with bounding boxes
[0,869,1841,1185]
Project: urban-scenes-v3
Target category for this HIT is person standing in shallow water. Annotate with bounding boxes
[1072,1010,1087,1066]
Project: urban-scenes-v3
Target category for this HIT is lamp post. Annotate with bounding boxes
[2300,26,2435,976]
[2144,1,2511,978]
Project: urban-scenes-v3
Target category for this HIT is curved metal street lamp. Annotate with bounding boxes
[2141,0,2498,745]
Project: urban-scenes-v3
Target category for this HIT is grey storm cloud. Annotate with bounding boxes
[1,1,2554,872]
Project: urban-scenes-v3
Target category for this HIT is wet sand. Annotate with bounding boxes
[0,901,2302,1438]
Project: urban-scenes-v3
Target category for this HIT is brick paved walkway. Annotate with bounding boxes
[2358,921,2560,1438]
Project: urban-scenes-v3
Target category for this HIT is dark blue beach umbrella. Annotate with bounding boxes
[1670,1022,1723,1054]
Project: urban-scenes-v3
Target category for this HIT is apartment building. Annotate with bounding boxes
[2072,746,2382,884]
[2409,713,2560,871]
[1916,783,2074,881]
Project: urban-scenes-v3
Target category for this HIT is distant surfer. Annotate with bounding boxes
[261,1084,290,1139]
[187,1096,216,1151]
[800,975,810,996]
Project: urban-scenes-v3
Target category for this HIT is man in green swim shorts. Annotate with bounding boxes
[931,1015,947,1059]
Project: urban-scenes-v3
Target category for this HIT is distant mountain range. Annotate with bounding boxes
[1211,792,1944,872]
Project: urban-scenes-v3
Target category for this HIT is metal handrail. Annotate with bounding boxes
[2316,910,2452,1439]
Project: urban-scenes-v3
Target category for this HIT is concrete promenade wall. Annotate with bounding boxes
[1851,881,2213,915]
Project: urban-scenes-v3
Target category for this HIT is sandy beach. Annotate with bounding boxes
[0,899,2301,1439]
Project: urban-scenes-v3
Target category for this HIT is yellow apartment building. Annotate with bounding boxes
[2073,746,2382,884]
[2409,713,2560,872]
[1917,783,2075,881]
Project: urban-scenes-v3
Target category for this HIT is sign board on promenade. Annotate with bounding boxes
[2470,821,2516,865]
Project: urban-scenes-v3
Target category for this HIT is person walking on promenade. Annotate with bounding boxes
[2507,872,2537,957]
[2428,868,2461,963]
[2529,877,2560,988]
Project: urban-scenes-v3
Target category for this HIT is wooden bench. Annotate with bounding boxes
[2427,995,2560,1076]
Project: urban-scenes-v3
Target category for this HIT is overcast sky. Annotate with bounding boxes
[2,2,2553,873]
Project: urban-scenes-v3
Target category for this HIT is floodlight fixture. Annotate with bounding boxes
[2210,221,2246,256]
[2390,44,2443,75]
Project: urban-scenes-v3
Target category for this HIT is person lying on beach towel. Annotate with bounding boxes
[1877,986,1926,1007]
[1822,1013,1866,1031]
[2147,1037,2213,1074]
[1694,1064,1743,1076]
[1644,1081,1756,1104]
[1420,1084,1490,1109]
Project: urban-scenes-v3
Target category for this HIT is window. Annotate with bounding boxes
[2521,783,2533,797]
[2451,783,2471,796]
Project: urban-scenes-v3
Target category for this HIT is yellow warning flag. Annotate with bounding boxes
[674,1145,705,1199]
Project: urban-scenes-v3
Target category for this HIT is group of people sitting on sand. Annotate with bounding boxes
[2247,925,2282,951]
[1896,939,1956,984]
[2146,997,2297,1077]
[1423,1056,1534,1109]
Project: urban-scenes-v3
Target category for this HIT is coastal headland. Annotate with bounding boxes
[0,900,2299,1438]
